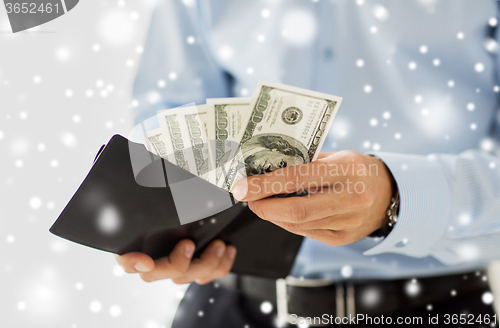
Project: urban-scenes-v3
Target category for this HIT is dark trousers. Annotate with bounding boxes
[172,274,499,328]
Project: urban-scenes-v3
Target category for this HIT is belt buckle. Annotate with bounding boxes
[276,276,334,327]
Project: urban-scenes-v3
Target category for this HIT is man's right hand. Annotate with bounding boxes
[115,239,237,285]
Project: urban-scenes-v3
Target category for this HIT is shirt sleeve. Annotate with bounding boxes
[132,0,232,125]
[363,147,500,266]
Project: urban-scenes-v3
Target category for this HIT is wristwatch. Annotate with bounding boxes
[368,155,400,238]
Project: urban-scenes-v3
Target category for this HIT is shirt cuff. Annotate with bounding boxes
[363,152,452,258]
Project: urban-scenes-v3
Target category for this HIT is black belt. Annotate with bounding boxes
[216,269,490,326]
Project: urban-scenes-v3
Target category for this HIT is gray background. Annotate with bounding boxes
[1,1,188,327]
[0,1,498,327]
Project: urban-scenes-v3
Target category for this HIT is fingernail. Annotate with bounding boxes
[232,181,248,200]
[227,247,237,260]
[216,245,225,258]
[185,244,194,258]
[134,262,150,272]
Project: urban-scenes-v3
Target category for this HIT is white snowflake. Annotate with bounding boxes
[109,305,122,317]
[261,9,270,18]
[480,138,495,152]
[56,47,71,61]
[130,12,139,21]
[370,118,378,126]
[433,58,440,66]
[408,62,417,70]
[414,95,423,103]
[113,265,125,277]
[490,162,496,169]
[341,265,353,278]
[6,235,15,243]
[60,131,78,148]
[421,108,430,116]
[33,75,42,84]
[466,103,475,111]
[383,111,391,119]
[29,197,42,209]
[89,300,102,313]
[356,59,364,67]
[65,89,74,97]
[448,80,455,87]
[281,10,317,45]
[395,132,401,139]
[260,301,273,314]
[370,26,378,34]
[158,80,166,88]
[482,292,494,304]
[363,141,371,148]
[457,32,464,40]
[364,85,372,93]
[75,282,84,290]
[489,17,498,27]
[372,4,389,21]
[17,301,27,311]
[475,63,485,73]
[92,44,101,52]
[419,45,428,54]
[405,279,421,296]
[470,123,477,130]
[372,143,380,151]
[246,67,254,75]
[73,115,81,123]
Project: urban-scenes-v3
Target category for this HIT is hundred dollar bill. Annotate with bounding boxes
[142,127,173,161]
[223,81,343,192]
[178,105,215,184]
[156,108,196,174]
[206,98,251,187]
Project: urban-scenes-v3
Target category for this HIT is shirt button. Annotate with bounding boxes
[323,47,334,60]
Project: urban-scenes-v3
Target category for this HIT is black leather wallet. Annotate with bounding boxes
[49,134,304,279]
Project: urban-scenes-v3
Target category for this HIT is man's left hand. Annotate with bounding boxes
[232,151,396,246]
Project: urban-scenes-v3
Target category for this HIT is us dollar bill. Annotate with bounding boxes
[206,98,251,188]
[223,81,343,192]
[156,109,196,174]
[179,105,215,184]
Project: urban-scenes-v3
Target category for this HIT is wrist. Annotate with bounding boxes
[368,155,400,237]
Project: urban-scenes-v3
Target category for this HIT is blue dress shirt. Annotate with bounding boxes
[132,0,500,281]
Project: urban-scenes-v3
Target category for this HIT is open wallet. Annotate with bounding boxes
[49,134,304,279]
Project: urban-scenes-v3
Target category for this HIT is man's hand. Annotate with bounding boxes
[115,239,236,284]
[232,151,396,246]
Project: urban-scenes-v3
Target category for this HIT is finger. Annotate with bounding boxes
[232,160,343,202]
[249,188,356,224]
[268,211,364,233]
[139,239,195,282]
[316,152,335,160]
[171,240,226,285]
[195,245,237,285]
[115,252,155,273]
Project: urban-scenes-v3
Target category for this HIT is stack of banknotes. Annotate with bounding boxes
[142,81,343,192]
